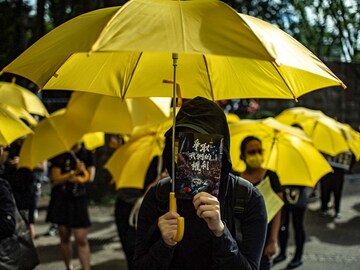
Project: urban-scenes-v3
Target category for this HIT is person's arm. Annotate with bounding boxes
[264,191,282,258]
[133,186,176,270]
[50,167,77,186]
[212,187,268,270]
[0,180,16,240]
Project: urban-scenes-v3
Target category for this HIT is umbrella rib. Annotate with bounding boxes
[202,55,214,101]
[122,52,143,98]
[271,61,297,101]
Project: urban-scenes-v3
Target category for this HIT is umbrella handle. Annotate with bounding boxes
[169,192,185,242]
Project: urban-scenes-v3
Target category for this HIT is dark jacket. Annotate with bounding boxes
[0,178,16,241]
[133,97,267,270]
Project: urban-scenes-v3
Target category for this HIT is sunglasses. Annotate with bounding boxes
[246,149,263,155]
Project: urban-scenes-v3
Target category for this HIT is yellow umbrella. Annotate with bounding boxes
[105,120,171,190]
[0,80,49,117]
[81,132,105,150]
[276,107,352,157]
[0,103,33,146]
[226,113,241,124]
[1,1,345,100]
[334,122,360,161]
[0,103,38,127]
[18,109,84,169]
[64,92,171,134]
[229,117,333,187]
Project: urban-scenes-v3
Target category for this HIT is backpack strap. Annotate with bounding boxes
[229,173,253,215]
[154,176,172,213]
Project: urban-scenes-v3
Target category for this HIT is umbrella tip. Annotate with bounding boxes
[11,77,16,84]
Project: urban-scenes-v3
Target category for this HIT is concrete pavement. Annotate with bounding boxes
[33,175,360,270]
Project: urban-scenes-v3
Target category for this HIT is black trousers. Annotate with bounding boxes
[320,171,345,213]
[115,198,136,270]
[278,204,306,260]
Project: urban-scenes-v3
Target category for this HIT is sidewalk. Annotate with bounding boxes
[33,176,360,269]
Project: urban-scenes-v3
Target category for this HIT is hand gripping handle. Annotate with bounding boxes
[169,192,184,242]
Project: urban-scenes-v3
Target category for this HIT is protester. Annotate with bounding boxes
[273,123,312,269]
[0,146,16,241]
[46,142,95,270]
[115,156,164,270]
[237,135,282,270]
[320,151,353,219]
[2,138,38,238]
[133,96,268,270]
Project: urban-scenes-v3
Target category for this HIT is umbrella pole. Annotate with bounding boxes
[170,52,184,242]
[171,52,178,193]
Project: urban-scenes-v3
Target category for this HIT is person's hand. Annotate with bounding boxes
[9,156,19,166]
[75,160,85,173]
[264,241,278,258]
[67,170,77,182]
[158,211,180,247]
[193,192,224,236]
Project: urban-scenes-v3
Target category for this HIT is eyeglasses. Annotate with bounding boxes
[246,149,263,155]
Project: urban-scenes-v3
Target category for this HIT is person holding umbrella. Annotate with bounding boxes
[133,97,267,270]
[236,135,283,270]
[46,142,95,270]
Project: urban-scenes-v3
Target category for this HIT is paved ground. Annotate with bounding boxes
[33,175,360,270]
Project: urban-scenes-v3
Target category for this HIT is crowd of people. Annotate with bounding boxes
[0,97,357,270]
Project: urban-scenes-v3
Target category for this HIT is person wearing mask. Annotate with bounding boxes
[237,136,283,270]
[133,96,268,270]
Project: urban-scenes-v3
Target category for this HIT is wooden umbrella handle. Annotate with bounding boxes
[169,192,185,242]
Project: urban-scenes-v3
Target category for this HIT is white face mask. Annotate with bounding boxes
[245,153,264,168]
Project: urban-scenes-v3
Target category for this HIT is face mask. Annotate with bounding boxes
[245,153,264,168]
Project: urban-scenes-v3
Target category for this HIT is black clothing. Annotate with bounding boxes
[320,169,345,214]
[254,170,282,270]
[133,97,267,270]
[278,185,311,262]
[115,157,161,270]
[46,146,95,228]
[0,178,16,241]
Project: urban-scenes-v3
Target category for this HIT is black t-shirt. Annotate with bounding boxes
[50,146,95,196]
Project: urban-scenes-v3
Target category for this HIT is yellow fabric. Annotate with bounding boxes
[0,103,37,127]
[226,113,241,124]
[18,110,84,169]
[105,121,171,189]
[2,0,345,100]
[65,92,171,134]
[276,107,352,157]
[0,82,49,117]
[229,118,332,187]
[0,104,33,146]
[81,132,105,150]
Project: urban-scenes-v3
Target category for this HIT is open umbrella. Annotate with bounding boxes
[0,79,49,117]
[1,1,345,99]
[17,109,84,169]
[1,0,345,242]
[64,92,171,134]
[81,132,105,150]
[229,117,333,187]
[275,107,355,157]
[0,103,33,146]
[105,121,171,190]
[0,103,38,127]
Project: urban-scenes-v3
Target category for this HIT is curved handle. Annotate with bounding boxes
[169,192,185,242]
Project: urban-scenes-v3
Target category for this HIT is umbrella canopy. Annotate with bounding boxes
[0,103,38,127]
[225,113,241,124]
[18,109,84,169]
[275,107,355,157]
[105,121,171,190]
[0,103,33,146]
[65,92,171,134]
[1,0,345,100]
[0,80,49,117]
[229,117,333,187]
[81,132,105,150]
